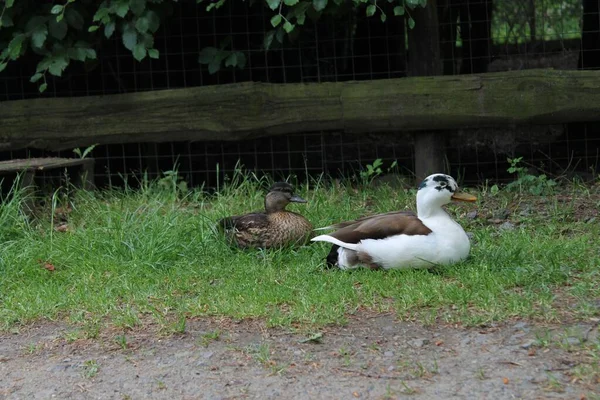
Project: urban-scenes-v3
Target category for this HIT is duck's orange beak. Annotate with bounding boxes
[451,192,477,202]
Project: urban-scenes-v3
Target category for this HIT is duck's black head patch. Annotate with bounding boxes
[418,178,429,190]
[432,174,456,193]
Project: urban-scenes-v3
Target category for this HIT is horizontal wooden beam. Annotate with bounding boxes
[1,69,599,152]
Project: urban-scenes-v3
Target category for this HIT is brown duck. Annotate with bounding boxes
[218,182,313,249]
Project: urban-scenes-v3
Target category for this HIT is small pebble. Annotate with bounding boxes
[499,221,516,231]
[467,211,478,220]
[407,338,429,348]
[384,351,394,357]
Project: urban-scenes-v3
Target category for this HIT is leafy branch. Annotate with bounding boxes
[1,0,428,90]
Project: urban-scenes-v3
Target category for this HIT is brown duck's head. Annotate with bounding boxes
[264,182,307,212]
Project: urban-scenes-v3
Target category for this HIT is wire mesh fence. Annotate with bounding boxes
[1,0,599,191]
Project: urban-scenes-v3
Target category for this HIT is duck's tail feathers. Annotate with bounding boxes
[311,234,358,251]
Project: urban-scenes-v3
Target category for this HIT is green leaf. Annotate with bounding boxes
[270,14,282,27]
[133,43,146,61]
[130,0,147,16]
[1,13,14,28]
[408,16,415,29]
[122,26,138,50]
[393,5,404,16]
[104,21,116,38]
[8,34,26,60]
[312,0,327,12]
[115,1,130,18]
[284,0,299,5]
[93,7,110,22]
[5,0,14,8]
[39,82,48,93]
[208,59,221,74]
[366,4,376,17]
[31,26,48,48]
[30,72,43,83]
[263,30,275,50]
[283,21,294,33]
[148,48,159,59]
[88,25,99,32]
[0,62,7,73]
[145,10,160,33]
[26,16,47,32]
[224,52,238,67]
[198,47,218,64]
[67,47,86,61]
[140,32,154,48]
[48,55,69,76]
[380,12,387,22]
[296,13,306,25]
[51,5,64,15]
[135,17,149,33]
[65,9,84,30]
[275,27,284,43]
[49,18,68,40]
[405,0,420,8]
[266,0,281,10]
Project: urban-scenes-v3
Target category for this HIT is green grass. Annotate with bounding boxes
[1,171,599,333]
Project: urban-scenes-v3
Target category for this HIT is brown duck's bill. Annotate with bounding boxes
[290,195,308,203]
[451,192,477,202]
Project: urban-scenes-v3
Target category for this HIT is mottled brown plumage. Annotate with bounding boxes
[218,182,313,249]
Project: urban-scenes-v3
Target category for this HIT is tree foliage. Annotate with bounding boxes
[0,0,427,92]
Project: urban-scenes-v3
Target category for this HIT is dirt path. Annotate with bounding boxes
[1,315,598,399]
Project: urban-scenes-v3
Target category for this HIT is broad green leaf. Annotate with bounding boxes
[31,28,48,49]
[8,34,26,59]
[283,21,294,33]
[275,27,284,43]
[148,48,159,59]
[393,5,404,15]
[312,0,327,12]
[39,82,48,93]
[208,59,221,74]
[145,10,160,32]
[130,0,147,16]
[141,32,154,48]
[366,4,376,17]
[0,62,7,73]
[133,43,146,61]
[93,7,110,22]
[122,25,138,50]
[224,52,238,67]
[30,72,43,83]
[26,16,47,33]
[86,48,97,59]
[1,13,14,28]
[115,2,129,18]
[263,30,276,50]
[380,12,386,22]
[48,55,69,76]
[270,14,282,27]
[296,13,305,25]
[234,51,246,68]
[135,17,149,33]
[266,0,281,10]
[408,16,415,29]
[66,9,84,30]
[67,47,87,61]
[284,0,299,5]
[104,21,116,38]
[49,18,68,40]
[405,0,420,8]
[198,47,218,64]
[5,0,14,8]
[51,5,64,14]
[419,0,427,7]
[88,25,99,32]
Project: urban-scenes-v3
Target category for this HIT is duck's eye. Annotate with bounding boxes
[439,182,447,187]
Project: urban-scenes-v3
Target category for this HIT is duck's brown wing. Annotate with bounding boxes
[326,211,432,244]
[219,212,269,231]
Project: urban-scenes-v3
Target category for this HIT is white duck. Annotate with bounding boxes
[311,173,477,270]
